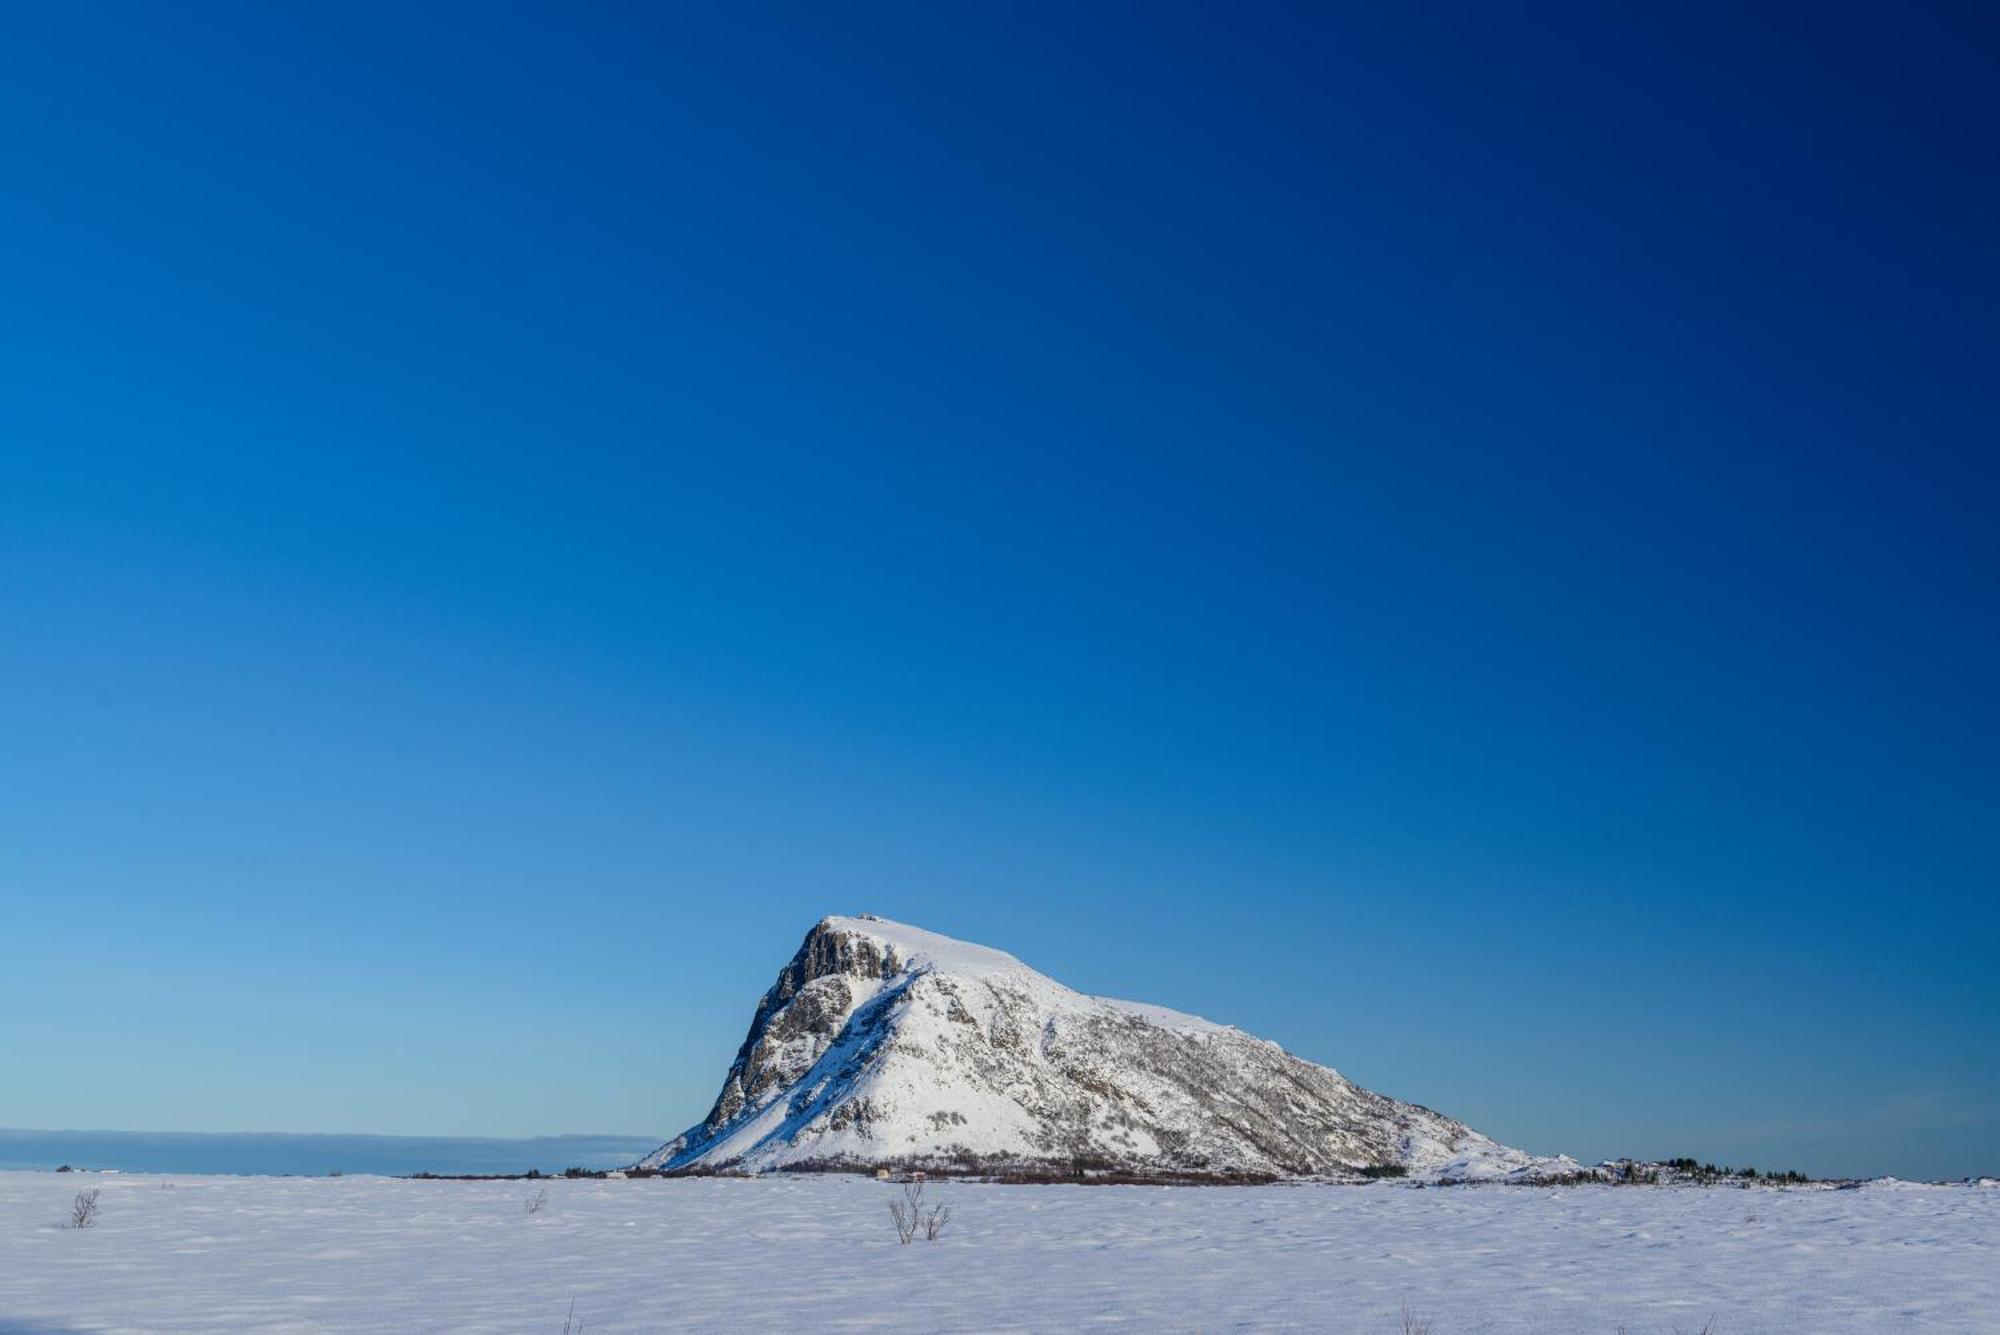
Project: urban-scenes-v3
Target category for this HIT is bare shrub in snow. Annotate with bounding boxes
[889,1184,917,1244]
[66,1189,101,1230]
[888,1179,949,1244]
[1399,1303,1433,1335]
[560,1298,585,1333]
[525,1188,549,1215]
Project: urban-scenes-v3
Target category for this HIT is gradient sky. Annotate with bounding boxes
[2,3,1994,1180]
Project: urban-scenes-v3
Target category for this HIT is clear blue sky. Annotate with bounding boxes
[2,3,1994,1180]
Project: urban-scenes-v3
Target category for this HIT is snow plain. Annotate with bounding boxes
[2,1171,1993,1333]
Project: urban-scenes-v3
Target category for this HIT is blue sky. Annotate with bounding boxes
[2,3,1994,1180]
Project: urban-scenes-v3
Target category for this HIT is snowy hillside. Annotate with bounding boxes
[643,915,1560,1179]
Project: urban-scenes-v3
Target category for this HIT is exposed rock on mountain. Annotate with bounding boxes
[642,915,1556,1180]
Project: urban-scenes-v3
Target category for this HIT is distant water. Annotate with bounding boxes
[0,1128,664,1177]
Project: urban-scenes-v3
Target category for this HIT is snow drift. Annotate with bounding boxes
[643,915,1559,1180]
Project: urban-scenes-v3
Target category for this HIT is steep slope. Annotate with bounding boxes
[642,915,1550,1180]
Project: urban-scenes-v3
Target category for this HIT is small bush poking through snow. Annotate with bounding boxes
[525,1188,549,1216]
[887,1180,950,1244]
[1399,1303,1433,1335]
[66,1189,101,1230]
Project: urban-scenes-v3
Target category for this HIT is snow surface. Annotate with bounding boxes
[3,1171,1993,1332]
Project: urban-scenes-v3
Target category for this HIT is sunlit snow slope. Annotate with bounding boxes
[642,916,1557,1179]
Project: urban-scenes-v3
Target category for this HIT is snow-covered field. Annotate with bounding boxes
[2,1172,1993,1333]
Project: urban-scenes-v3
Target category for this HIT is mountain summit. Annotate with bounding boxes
[641,915,1550,1180]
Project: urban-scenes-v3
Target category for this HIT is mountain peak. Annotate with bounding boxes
[805,914,1033,983]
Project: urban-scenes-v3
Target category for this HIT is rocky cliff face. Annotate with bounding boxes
[641,915,1555,1180]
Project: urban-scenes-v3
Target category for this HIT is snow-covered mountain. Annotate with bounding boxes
[642,915,1562,1181]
